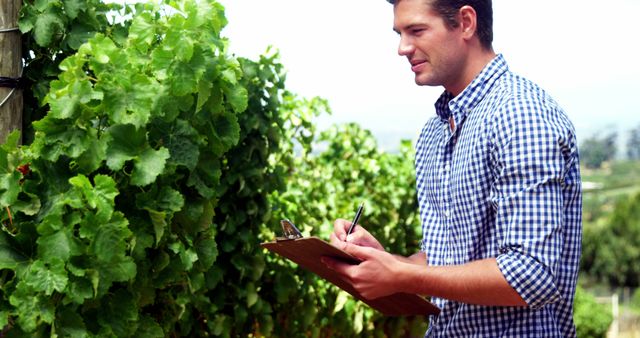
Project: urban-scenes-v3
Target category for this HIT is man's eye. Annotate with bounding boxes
[412,28,425,34]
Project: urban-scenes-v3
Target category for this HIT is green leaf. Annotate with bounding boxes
[146,209,166,246]
[75,136,108,173]
[246,282,258,307]
[37,229,76,263]
[170,52,206,96]
[66,22,98,50]
[106,124,169,186]
[34,0,53,12]
[0,231,27,270]
[128,12,156,52]
[92,216,131,263]
[195,232,217,270]
[97,289,138,337]
[150,47,174,81]
[1,129,21,150]
[91,174,119,218]
[136,185,185,213]
[48,80,100,120]
[196,80,212,112]
[102,74,158,129]
[333,291,349,314]
[69,174,118,222]
[187,153,221,199]
[0,171,21,207]
[18,9,36,34]
[135,315,164,338]
[162,119,201,170]
[9,282,56,332]
[222,83,248,113]
[0,310,8,329]
[63,0,86,19]
[31,117,96,160]
[67,276,94,304]
[56,306,89,337]
[130,147,170,186]
[33,11,65,47]
[98,256,137,284]
[164,29,194,62]
[88,33,122,65]
[25,259,68,295]
[105,124,146,170]
[11,190,42,216]
[179,247,198,271]
[210,112,241,154]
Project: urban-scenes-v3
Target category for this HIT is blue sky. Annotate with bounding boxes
[221,0,640,151]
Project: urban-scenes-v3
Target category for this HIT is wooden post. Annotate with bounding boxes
[0,0,23,144]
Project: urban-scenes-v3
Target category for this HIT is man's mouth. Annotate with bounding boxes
[411,60,427,72]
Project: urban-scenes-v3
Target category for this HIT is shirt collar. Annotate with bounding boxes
[435,54,509,125]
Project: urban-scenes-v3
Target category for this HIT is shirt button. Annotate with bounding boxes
[444,210,451,218]
[445,257,453,264]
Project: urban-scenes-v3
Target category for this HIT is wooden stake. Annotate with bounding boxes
[0,0,23,144]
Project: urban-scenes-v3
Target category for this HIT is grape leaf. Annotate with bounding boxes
[55,307,89,337]
[0,232,27,270]
[63,0,87,20]
[25,259,68,295]
[131,147,170,186]
[106,124,169,186]
[33,11,65,47]
[36,229,76,263]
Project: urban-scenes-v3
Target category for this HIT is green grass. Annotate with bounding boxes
[581,160,640,226]
[582,160,640,190]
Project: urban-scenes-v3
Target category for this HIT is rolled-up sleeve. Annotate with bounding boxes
[490,99,575,309]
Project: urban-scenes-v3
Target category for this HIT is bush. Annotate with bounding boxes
[273,124,428,337]
[0,0,322,335]
[1,1,426,336]
[573,286,613,337]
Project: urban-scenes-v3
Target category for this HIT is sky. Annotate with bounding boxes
[220,0,640,151]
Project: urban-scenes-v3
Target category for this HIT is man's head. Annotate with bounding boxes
[387,0,493,50]
[391,0,497,95]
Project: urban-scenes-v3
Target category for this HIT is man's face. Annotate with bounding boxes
[393,0,466,90]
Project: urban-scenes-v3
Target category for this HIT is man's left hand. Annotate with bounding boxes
[322,242,403,299]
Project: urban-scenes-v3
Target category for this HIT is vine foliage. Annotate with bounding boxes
[2,0,428,336]
[1,0,321,336]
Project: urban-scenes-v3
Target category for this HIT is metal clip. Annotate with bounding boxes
[277,219,303,241]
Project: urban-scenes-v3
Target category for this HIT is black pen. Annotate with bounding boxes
[346,203,364,236]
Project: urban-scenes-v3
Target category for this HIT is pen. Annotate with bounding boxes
[346,202,364,236]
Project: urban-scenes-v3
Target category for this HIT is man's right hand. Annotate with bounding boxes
[330,218,385,251]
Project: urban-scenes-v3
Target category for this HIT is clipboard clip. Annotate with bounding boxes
[277,219,303,241]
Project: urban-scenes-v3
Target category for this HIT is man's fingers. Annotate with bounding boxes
[321,256,354,282]
[329,232,348,250]
[333,219,351,241]
[342,242,374,261]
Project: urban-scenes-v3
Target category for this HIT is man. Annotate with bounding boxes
[322,0,582,336]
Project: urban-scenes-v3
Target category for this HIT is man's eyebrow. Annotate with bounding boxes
[393,23,426,34]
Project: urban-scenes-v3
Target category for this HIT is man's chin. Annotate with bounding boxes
[414,77,436,87]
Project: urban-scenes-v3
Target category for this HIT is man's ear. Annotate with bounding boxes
[459,5,478,41]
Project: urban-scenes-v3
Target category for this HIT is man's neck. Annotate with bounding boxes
[446,48,497,97]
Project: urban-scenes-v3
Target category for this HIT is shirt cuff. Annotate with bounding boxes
[496,250,562,309]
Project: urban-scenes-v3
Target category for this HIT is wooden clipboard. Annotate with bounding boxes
[261,236,440,316]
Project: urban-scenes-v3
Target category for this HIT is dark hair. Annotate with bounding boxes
[387,0,493,50]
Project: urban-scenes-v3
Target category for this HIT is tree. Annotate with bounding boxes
[627,124,640,160]
[580,131,617,169]
[581,192,640,287]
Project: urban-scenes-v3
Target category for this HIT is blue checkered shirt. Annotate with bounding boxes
[415,54,582,337]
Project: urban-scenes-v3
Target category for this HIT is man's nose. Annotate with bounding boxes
[397,35,414,56]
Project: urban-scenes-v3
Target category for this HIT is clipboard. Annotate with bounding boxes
[260,220,440,316]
